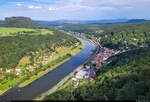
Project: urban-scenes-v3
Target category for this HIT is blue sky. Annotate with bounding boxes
[0,0,150,20]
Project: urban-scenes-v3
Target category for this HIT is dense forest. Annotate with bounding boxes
[44,48,150,101]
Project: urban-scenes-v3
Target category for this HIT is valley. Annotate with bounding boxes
[0,16,150,101]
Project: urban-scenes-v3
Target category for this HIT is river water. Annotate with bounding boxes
[0,38,96,100]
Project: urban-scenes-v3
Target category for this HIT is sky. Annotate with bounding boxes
[0,0,150,21]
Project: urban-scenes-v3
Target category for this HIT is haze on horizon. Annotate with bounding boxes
[0,0,150,21]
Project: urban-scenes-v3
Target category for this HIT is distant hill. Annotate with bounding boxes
[0,20,3,23]
[127,19,147,23]
[0,17,48,29]
[36,19,149,28]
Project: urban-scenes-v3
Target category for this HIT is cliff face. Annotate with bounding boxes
[5,17,31,22]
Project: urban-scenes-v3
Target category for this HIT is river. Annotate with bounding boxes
[0,38,96,100]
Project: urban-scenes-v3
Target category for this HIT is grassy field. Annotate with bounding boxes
[0,27,53,37]
[18,42,84,88]
[39,29,53,35]
[0,27,36,34]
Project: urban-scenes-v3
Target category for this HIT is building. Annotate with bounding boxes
[16,72,20,75]
[84,63,90,69]
[0,68,3,71]
[72,78,79,86]
[6,69,12,74]
[88,68,96,80]
[15,68,21,72]
[76,69,89,79]
[0,75,5,79]
[96,62,102,68]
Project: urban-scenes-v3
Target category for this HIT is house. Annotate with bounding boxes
[40,60,47,63]
[6,69,12,74]
[44,56,49,59]
[88,68,96,80]
[72,77,77,81]
[16,72,20,75]
[0,68,3,71]
[26,65,33,70]
[91,60,97,64]
[26,67,30,70]
[103,56,109,61]
[84,63,90,69]
[76,69,89,79]
[0,75,5,79]
[133,38,137,41]
[73,80,79,86]
[29,68,34,72]
[15,68,21,72]
[34,64,38,67]
[96,62,102,68]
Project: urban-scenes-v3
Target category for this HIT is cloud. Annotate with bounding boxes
[2,0,150,20]
[48,7,58,11]
[28,5,41,9]
[16,3,23,7]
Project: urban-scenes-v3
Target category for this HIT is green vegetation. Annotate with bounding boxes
[0,27,53,37]
[44,48,150,101]
[0,30,80,95]
[0,27,35,34]
[98,22,150,50]
[43,21,150,101]
[60,21,150,50]
[0,17,47,29]
[60,24,102,34]
[18,42,84,87]
[0,16,82,95]
[0,30,77,68]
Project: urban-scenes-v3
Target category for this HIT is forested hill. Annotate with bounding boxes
[98,21,150,50]
[0,17,50,29]
[45,48,150,101]
[0,17,80,68]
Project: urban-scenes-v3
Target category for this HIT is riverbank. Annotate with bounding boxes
[34,72,74,100]
[18,42,84,88]
[0,38,96,100]
[34,38,98,100]
[0,42,84,96]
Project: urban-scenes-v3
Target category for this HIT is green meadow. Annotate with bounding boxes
[0,27,53,37]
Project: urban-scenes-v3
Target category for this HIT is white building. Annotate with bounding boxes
[76,69,89,79]
[6,69,12,73]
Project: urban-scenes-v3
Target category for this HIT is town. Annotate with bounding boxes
[71,45,122,87]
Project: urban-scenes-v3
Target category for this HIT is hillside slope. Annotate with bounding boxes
[97,22,150,50]
[0,17,49,29]
[0,17,80,68]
